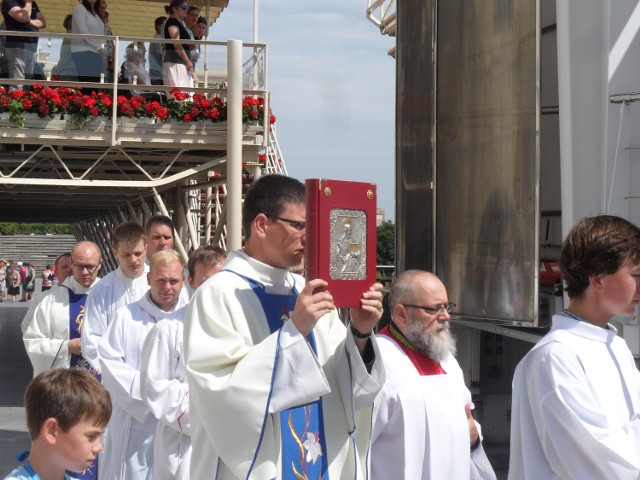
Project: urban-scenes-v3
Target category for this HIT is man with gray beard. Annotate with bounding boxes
[370,270,496,480]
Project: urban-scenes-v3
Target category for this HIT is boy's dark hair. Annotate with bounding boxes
[242,175,305,240]
[145,215,175,235]
[25,369,112,440]
[113,221,146,249]
[188,245,226,278]
[63,14,73,31]
[155,16,167,28]
[560,215,640,298]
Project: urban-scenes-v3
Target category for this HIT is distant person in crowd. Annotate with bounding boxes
[1,0,46,91]
[371,270,496,479]
[162,0,194,97]
[24,242,102,377]
[0,259,6,302]
[100,249,186,480]
[186,244,225,289]
[18,261,27,301]
[41,264,53,291]
[22,262,36,302]
[82,221,149,371]
[191,16,206,40]
[52,14,77,81]
[71,0,106,87]
[120,42,150,94]
[184,174,385,479]
[21,252,73,335]
[7,261,20,302]
[97,1,114,82]
[3,369,111,480]
[149,16,166,85]
[510,215,640,479]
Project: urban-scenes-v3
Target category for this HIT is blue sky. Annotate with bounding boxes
[211,2,396,220]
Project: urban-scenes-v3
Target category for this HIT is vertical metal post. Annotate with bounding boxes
[205,186,212,244]
[227,39,243,250]
[152,187,189,262]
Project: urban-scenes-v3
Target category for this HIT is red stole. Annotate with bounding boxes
[378,324,446,376]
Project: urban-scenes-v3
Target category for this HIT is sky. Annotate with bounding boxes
[210,1,396,220]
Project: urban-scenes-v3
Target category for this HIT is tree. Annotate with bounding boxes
[376,221,395,265]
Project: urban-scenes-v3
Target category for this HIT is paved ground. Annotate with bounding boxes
[0,281,47,477]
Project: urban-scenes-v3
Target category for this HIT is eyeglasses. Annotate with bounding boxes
[73,264,100,273]
[266,215,306,232]
[403,302,456,315]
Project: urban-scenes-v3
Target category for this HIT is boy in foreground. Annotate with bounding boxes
[4,369,112,480]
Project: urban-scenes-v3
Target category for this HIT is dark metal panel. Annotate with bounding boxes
[395,0,436,273]
[435,1,539,325]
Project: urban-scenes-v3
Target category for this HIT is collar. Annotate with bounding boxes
[551,314,619,343]
[115,264,149,283]
[137,290,186,321]
[62,276,98,295]
[387,320,417,351]
[224,250,299,295]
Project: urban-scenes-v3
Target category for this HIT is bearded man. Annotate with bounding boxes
[371,270,496,480]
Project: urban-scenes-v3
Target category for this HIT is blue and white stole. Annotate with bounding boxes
[64,286,100,480]
[229,271,329,480]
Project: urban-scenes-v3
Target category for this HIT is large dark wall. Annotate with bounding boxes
[395,0,436,273]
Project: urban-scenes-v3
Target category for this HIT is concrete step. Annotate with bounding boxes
[0,235,77,273]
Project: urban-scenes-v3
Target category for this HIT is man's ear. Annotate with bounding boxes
[589,273,605,291]
[393,303,409,329]
[253,213,269,239]
[42,418,60,445]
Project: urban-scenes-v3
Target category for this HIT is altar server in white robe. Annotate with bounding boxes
[23,242,102,376]
[184,174,386,480]
[20,252,73,335]
[139,245,225,480]
[82,221,150,371]
[371,270,496,480]
[510,215,640,480]
[99,249,186,480]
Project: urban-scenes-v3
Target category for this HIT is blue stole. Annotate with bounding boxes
[228,270,329,480]
[64,286,100,480]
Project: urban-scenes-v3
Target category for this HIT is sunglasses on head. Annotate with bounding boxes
[179,4,190,10]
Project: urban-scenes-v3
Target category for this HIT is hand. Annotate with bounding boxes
[466,404,480,448]
[68,338,82,356]
[291,278,335,337]
[349,282,384,335]
[186,61,193,71]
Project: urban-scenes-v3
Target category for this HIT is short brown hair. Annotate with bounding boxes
[188,245,226,278]
[560,215,640,298]
[113,221,146,249]
[25,369,112,440]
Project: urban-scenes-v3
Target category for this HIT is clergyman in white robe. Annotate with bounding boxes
[23,276,99,376]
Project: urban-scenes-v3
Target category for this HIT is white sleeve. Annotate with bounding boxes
[23,291,69,376]
[81,283,108,371]
[99,309,151,425]
[140,322,190,434]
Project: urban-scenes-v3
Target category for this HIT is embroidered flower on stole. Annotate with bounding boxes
[302,432,323,464]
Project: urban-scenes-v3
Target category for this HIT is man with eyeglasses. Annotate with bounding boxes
[185,174,385,480]
[23,241,102,377]
[371,269,496,480]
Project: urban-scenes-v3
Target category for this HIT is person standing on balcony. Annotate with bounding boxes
[1,0,46,91]
[97,1,114,82]
[71,0,105,88]
[52,14,77,81]
[162,0,194,98]
[149,16,166,85]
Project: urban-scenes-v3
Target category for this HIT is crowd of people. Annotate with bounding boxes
[3,174,640,480]
[0,0,210,94]
[0,259,55,303]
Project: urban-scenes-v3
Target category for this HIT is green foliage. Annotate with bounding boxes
[0,223,71,235]
[376,221,395,265]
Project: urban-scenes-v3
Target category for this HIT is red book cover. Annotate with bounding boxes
[305,179,377,307]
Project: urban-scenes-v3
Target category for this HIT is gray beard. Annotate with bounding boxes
[405,320,457,362]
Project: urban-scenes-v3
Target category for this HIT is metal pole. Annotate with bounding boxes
[205,186,212,244]
[152,187,189,262]
[227,39,243,250]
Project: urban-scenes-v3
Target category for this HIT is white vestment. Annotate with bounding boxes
[509,315,640,480]
[82,265,150,371]
[371,334,496,480]
[140,317,190,480]
[23,277,99,376]
[21,287,54,335]
[184,250,385,480]
[99,292,185,480]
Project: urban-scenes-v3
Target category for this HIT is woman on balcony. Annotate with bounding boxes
[71,0,106,89]
[163,0,194,99]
